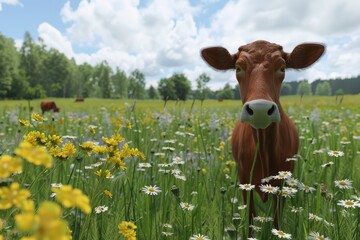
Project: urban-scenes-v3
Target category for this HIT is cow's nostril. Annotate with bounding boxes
[246,104,254,116]
[267,105,276,116]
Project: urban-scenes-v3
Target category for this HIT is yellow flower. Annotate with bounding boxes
[19,119,30,127]
[201,168,207,174]
[31,113,45,122]
[104,190,113,199]
[15,211,39,232]
[126,120,132,129]
[225,161,237,167]
[15,201,71,240]
[56,142,76,159]
[79,141,95,155]
[15,141,53,168]
[49,146,62,157]
[0,155,23,178]
[23,131,47,145]
[52,185,91,214]
[219,141,226,150]
[103,134,125,147]
[95,169,112,178]
[0,182,31,210]
[223,168,230,174]
[92,145,108,154]
[46,135,63,147]
[89,126,96,134]
[118,221,137,240]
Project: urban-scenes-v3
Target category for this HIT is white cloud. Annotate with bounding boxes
[37,23,74,59]
[0,0,22,11]
[35,0,360,89]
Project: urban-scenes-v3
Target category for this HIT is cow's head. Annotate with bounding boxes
[201,40,325,129]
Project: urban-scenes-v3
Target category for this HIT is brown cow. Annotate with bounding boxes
[40,101,60,114]
[201,40,324,227]
[75,97,84,102]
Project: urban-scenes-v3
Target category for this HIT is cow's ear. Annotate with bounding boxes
[287,43,325,69]
[201,47,237,70]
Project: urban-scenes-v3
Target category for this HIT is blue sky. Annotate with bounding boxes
[1,0,360,89]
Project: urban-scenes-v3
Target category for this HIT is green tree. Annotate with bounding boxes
[315,82,332,96]
[281,83,292,96]
[95,61,113,98]
[147,85,159,99]
[77,63,95,98]
[0,34,20,98]
[297,80,312,97]
[170,73,191,101]
[195,73,211,101]
[40,49,73,97]
[128,69,146,99]
[112,67,128,98]
[19,32,43,88]
[217,83,234,100]
[158,77,176,100]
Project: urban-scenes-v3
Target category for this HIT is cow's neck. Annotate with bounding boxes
[250,104,286,178]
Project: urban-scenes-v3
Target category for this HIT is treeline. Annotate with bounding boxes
[0,32,359,100]
[0,32,233,100]
[281,76,360,96]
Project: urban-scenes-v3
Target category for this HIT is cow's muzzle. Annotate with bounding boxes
[240,99,280,129]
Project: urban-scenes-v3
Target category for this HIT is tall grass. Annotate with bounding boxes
[0,95,359,239]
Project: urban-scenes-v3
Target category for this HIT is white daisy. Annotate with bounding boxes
[189,234,210,240]
[95,205,108,213]
[327,150,344,157]
[239,183,255,191]
[308,231,330,240]
[142,185,162,195]
[259,184,279,194]
[180,202,195,211]
[337,199,360,208]
[271,228,292,239]
[334,179,352,189]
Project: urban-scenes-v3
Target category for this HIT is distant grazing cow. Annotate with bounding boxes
[201,40,324,227]
[75,97,84,102]
[40,101,60,114]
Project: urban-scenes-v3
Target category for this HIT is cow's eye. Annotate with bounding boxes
[236,67,244,74]
[279,66,285,73]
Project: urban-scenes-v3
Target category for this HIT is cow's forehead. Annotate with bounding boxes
[237,41,285,64]
[239,40,283,53]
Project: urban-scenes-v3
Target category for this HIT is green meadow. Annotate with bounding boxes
[0,95,359,240]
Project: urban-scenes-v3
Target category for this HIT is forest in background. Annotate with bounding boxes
[1,32,359,101]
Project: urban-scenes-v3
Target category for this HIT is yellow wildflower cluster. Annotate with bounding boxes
[92,145,108,154]
[23,131,47,146]
[95,169,112,178]
[15,201,71,240]
[46,135,63,148]
[79,141,96,156]
[118,221,137,240]
[49,142,76,160]
[101,134,145,170]
[19,119,30,127]
[0,182,31,210]
[15,141,53,168]
[52,185,91,214]
[218,141,226,150]
[103,134,125,147]
[225,160,237,167]
[107,143,145,170]
[31,113,45,122]
[0,155,22,178]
